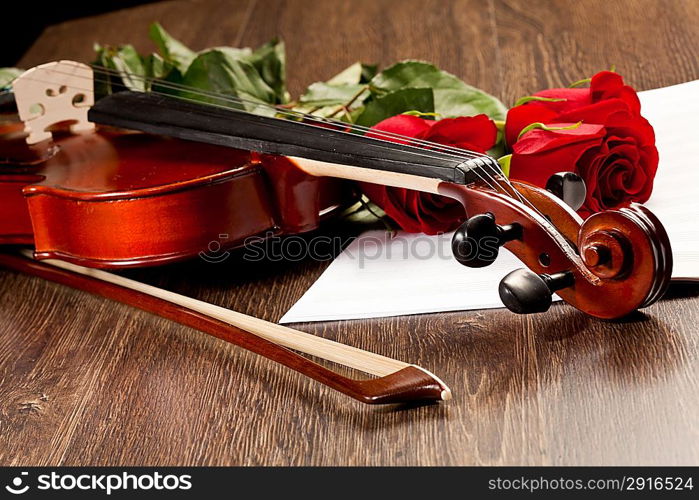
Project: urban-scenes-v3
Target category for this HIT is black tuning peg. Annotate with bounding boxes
[545,172,587,211]
[498,269,575,314]
[451,213,522,268]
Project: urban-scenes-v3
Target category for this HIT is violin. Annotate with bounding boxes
[0,60,673,404]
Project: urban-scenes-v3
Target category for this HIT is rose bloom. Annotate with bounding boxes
[506,71,658,217]
[359,114,497,234]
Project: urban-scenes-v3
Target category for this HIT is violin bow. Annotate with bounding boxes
[0,250,451,405]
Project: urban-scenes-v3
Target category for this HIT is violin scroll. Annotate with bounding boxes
[439,181,672,319]
[576,204,672,309]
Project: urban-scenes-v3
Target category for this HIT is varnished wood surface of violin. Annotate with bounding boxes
[1,0,698,466]
[0,126,354,267]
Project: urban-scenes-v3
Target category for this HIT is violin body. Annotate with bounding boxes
[0,124,353,268]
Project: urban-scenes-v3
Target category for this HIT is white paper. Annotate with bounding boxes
[280,81,699,323]
[635,80,699,280]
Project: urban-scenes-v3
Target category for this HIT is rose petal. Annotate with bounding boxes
[367,114,434,144]
[510,128,605,187]
[590,71,642,115]
[505,103,559,146]
[512,123,606,154]
[424,115,498,152]
[533,87,592,112]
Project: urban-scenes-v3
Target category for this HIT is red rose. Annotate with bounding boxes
[505,71,642,145]
[359,114,497,234]
[505,71,658,216]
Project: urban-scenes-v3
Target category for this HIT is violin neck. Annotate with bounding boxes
[88,91,496,185]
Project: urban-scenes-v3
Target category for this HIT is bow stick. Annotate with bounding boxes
[0,251,451,405]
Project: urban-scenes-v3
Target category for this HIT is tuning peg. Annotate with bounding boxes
[498,269,575,314]
[452,213,522,268]
[545,172,587,211]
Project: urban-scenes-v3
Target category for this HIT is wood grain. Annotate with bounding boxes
[2,0,699,465]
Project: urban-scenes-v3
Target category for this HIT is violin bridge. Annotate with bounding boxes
[12,60,95,145]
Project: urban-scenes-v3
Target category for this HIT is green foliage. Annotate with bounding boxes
[369,61,506,120]
[295,60,506,127]
[0,68,23,89]
[88,25,511,227]
[148,22,196,72]
[497,154,512,177]
[93,22,288,110]
[92,23,506,129]
[90,22,511,151]
[355,88,434,126]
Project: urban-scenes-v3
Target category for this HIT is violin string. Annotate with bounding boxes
[13,72,556,229]
[16,71,550,221]
[84,67,528,203]
[20,71,496,172]
[32,65,521,201]
[12,63,524,200]
[20,71,510,198]
[87,65,498,161]
[14,67,547,215]
[481,161,531,208]
[86,66,548,215]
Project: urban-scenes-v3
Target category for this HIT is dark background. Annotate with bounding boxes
[3,2,158,67]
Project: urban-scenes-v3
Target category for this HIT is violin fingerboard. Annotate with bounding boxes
[88,91,498,185]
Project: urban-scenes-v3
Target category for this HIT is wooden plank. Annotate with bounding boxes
[239,0,502,99]
[18,0,255,68]
[492,0,699,102]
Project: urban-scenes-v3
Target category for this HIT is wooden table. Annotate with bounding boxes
[2,0,698,466]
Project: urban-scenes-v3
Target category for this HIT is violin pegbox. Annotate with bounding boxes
[12,60,95,145]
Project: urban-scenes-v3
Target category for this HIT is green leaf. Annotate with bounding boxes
[299,82,369,107]
[369,61,506,120]
[291,103,352,120]
[0,68,23,89]
[149,22,196,72]
[359,64,379,83]
[109,45,148,91]
[144,52,183,81]
[497,154,512,177]
[327,62,377,85]
[93,24,288,118]
[143,53,165,79]
[513,95,566,107]
[244,39,289,103]
[180,48,278,114]
[355,87,434,127]
[93,43,149,92]
[295,62,375,120]
[340,196,396,233]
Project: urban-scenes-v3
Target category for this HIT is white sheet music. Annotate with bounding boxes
[638,80,699,280]
[280,81,699,323]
